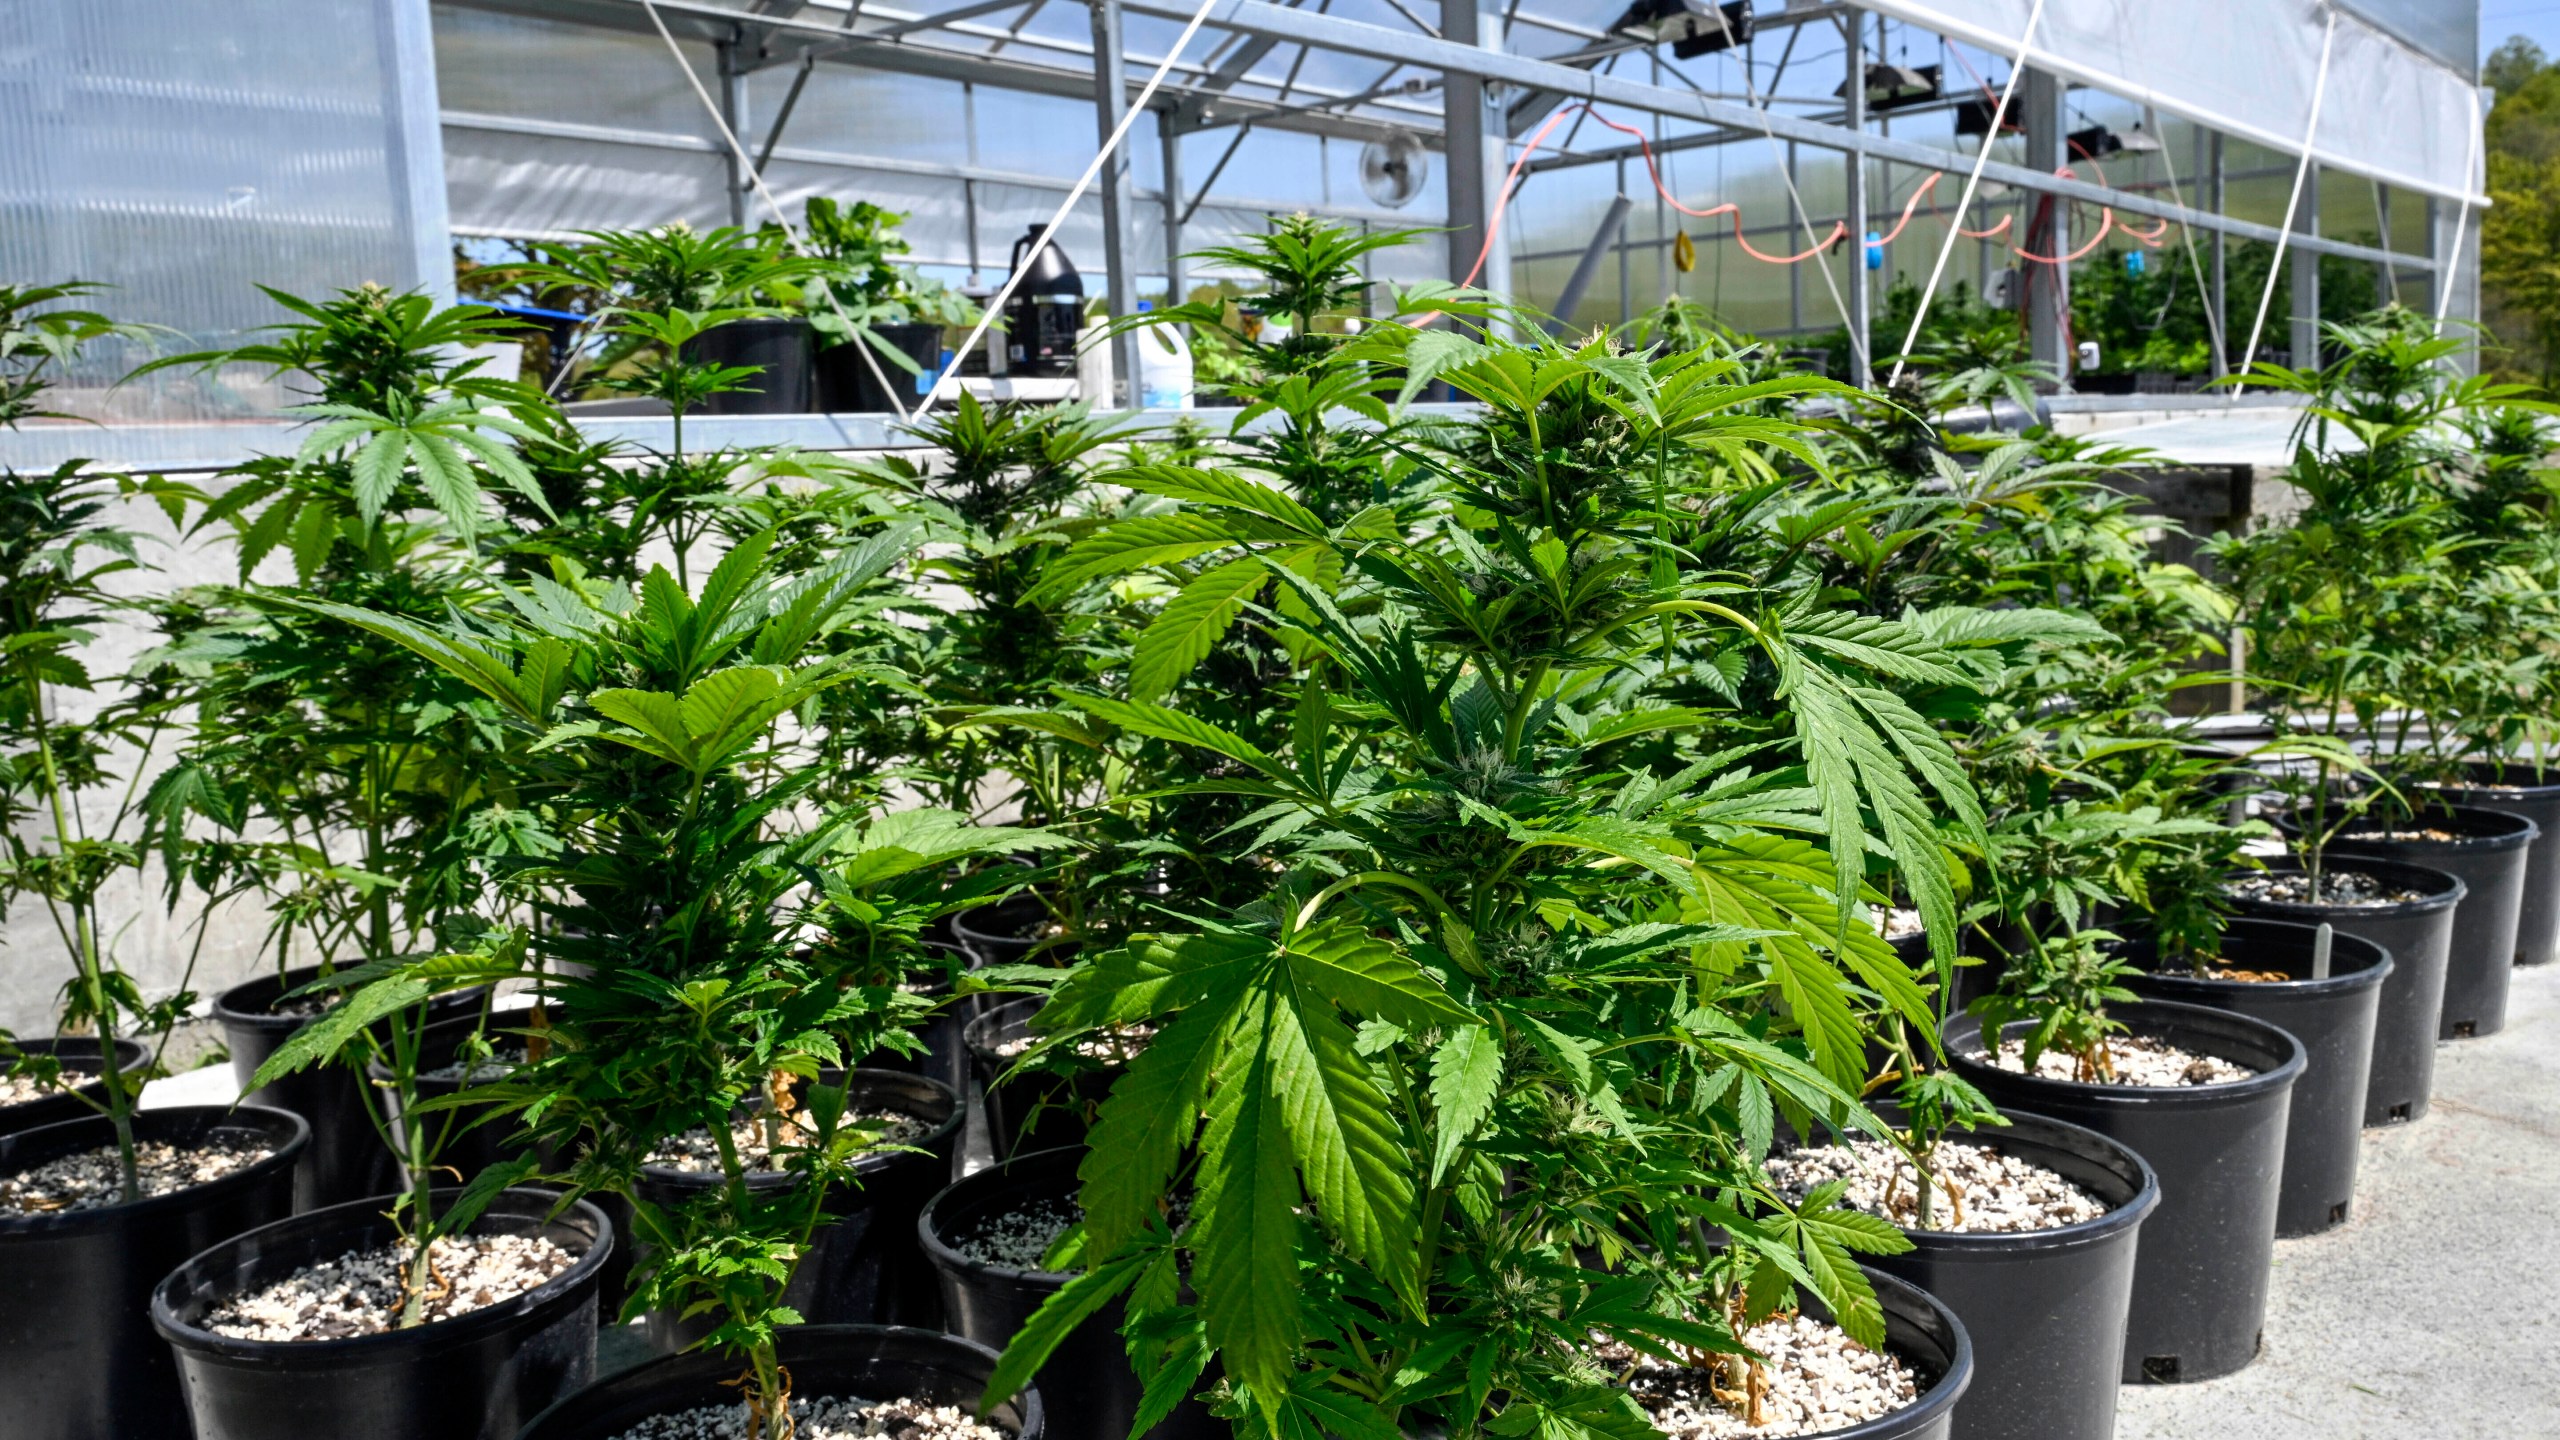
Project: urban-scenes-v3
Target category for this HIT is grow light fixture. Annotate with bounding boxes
[2068,124,2164,159]
[1955,95,2022,139]
[1607,0,1754,59]
[1839,63,1941,113]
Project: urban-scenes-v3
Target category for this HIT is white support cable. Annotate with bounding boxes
[641,0,917,425]
[2436,87,2484,329]
[2149,104,2228,381]
[1885,0,2046,389]
[2234,7,2338,391]
[915,0,1224,418]
[1739,68,1854,342]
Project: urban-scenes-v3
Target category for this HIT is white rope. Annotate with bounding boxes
[2435,87,2484,329]
[1886,0,2047,389]
[1737,66,1856,352]
[2233,7,2338,391]
[913,0,1225,418]
[641,0,915,424]
[2147,106,2228,381]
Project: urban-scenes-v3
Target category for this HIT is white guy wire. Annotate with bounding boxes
[913,0,1226,418]
[642,0,916,424]
[2147,106,2228,381]
[1886,0,2046,389]
[2436,86,2484,328]
[2234,6,2338,391]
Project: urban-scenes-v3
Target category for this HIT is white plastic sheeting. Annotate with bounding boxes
[1863,0,2486,206]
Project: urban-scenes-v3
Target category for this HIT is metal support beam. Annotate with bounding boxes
[1162,119,1187,309]
[1442,1,1492,293]
[2020,67,2066,378]
[2290,165,2320,368]
[1842,15,1869,386]
[716,35,749,227]
[1090,0,1141,404]
[2209,131,2227,377]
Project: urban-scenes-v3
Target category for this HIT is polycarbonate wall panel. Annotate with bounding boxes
[0,0,449,448]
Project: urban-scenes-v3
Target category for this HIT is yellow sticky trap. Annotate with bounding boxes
[1673,230,1697,273]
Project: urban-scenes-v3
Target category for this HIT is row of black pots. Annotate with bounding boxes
[683,318,945,416]
[0,1035,148,1139]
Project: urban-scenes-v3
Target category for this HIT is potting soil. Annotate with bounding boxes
[1603,1315,1921,1438]
[645,1108,933,1175]
[0,1135,274,1214]
[1766,1137,2109,1233]
[2226,871,2432,907]
[950,1196,1081,1269]
[0,1071,69,1105]
[1989,1034,2251,1086]
[607,1395,1008,1440]
[201,1232,577,1340]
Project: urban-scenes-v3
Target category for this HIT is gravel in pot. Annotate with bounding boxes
[1599,1266,1972,1440]
[2123,918,2391,1233]
[2224,855,2461,1124]
[962,997,1145,1160]
[1944,1001,2302,1384]
[217,964,487,1211]
[0,1035,148,1139]
[515,1323,1044,1440]
[0,1105,306,1440]
[2425,762,2560,966]
[153,1186,611,1440]
[1772,1108,2158,1440]
[2275,804,2534,1039]
[637,1069,961,1352]
[919,1146,1221,1440]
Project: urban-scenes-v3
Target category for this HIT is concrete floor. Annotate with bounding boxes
[2117,961,2560,1440]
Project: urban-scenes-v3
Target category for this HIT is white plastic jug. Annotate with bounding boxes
[1137,325,1194,411]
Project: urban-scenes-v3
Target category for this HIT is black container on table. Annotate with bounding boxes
[1850,1109,2155,1440]
[0,1105,306,1440]
[518,1323,1043,1440]
[153,1187,611,1440]
[2227,856,2461,1125]
[1946,1001,2304,1383]
[819,321,943,413]
[2429,762,2560,967]
[2279,804,2535,1038]
[0,1035,146,1138]
[637,1069,961,1353]
[216,965,487,1211]
[921,1146,1223,1440]
[964,996,1125,1160]
[680,317,818,414]
[2123,918,2390,1234]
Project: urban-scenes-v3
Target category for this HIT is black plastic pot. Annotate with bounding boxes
[1854,1110,2156,1440]
[964,997,1122,1160]
[637,1069,961,1352]
[370,1011,536,1184]
[217,965,486,1211]
[517,1323,1043,1440]
[2226,856,2462,1125]
[921,1146,1222,1440]
[153,1187,611,1440]
[1793,1267,1974,1440]
[870,927,979,1098]
[2123,918,2390,1235]
[2430,762,2560,967]
[819,320,943,413]
[2282,804,2535,1039]
[952,892,1064,966]
[0,1035,146,1138]
[0,1105,306,1440]
[680,317,817,414]
[1945,1001,2304,1383]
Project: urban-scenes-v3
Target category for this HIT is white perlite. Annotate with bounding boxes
[989,1026,1152,1062]
[646,1109,932,1175]
[610,1395,1008,1440]
[419,1049,520,1083]
[202,1233,578,1341]
[1615,1315,1921,1439]
[1766,1139,2108,1234]
[0,1071,69,1106]
[2227,871,2428,907]
[0,1137,273,1215]
[950,1198,1080,1270]
[1988,1034,2252,1087]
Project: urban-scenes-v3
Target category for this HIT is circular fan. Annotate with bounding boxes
[1359,134,1429,210]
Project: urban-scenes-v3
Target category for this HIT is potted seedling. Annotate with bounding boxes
[1949,930,2302,1384]
[518,222,827,415]
[0,285,308,1440]
[796,198,981,414]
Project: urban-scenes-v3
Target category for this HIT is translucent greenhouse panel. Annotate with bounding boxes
[0,0,448,464]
